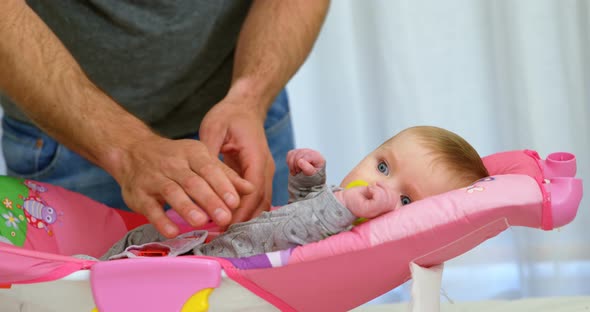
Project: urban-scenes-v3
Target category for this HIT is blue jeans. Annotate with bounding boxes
[1,89,294,210]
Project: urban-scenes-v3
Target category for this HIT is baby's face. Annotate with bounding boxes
[340,134,455,209]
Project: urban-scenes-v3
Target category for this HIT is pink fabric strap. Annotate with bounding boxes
[523,150,553,230]
[0,243,95,284]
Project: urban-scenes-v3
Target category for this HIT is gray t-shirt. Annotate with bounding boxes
[0,0,252,138]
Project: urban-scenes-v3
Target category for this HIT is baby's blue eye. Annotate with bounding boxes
[401,195,411,206]
[377,161,389,175]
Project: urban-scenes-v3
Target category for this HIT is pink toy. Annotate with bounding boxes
[91,257,221,311]
[483,150,581,229]
[0,150,583,311]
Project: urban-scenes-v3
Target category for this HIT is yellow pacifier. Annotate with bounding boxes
[345,180,370,225]
[345,179,369,189]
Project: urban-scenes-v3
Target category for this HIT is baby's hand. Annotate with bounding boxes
[341,182,397,219]
[286,148,326,176]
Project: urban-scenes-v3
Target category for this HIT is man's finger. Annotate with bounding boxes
[190,161,242,211]
[166,172,233,227]
[230,192,266,224]
[137,195,179,238]
[217,158,255,196]
[159,180,211,227]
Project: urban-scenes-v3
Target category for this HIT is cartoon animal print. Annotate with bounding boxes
[465,185,484,193]
[20,180,60,236]
[476,177,496,183]
[24,180,47,194]
[465,176,496,193]
[22,197,58,232]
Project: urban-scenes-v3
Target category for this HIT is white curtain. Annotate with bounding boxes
[287,0,590,304]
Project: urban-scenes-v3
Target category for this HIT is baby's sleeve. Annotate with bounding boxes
[287,165,327,203]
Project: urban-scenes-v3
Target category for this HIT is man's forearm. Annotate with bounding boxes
[228,0,330,118]
[0,1,154,176]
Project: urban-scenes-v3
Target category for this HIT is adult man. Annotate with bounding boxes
[0,0,330,237]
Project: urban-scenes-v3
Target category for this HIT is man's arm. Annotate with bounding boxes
[231,0,331,113]
[0,1,150,166]
[0,0,252,237]
[200,0,331,223]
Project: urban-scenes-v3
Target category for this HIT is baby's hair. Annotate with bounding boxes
[394,126,489,188]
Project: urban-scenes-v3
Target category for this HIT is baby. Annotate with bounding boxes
[101,126,489,260]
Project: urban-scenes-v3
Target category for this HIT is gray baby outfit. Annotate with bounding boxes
[100,167,357,260]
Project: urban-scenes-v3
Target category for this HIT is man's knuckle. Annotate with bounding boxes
[197,163,217,176]
[175,201,195,214]
[161,182,179,197]
[180,175,201,190]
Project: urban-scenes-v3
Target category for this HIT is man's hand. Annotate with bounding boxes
[111,135,254,238]
[200,95,274,225]
[286,148,326,176]
[199,0,330,224]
